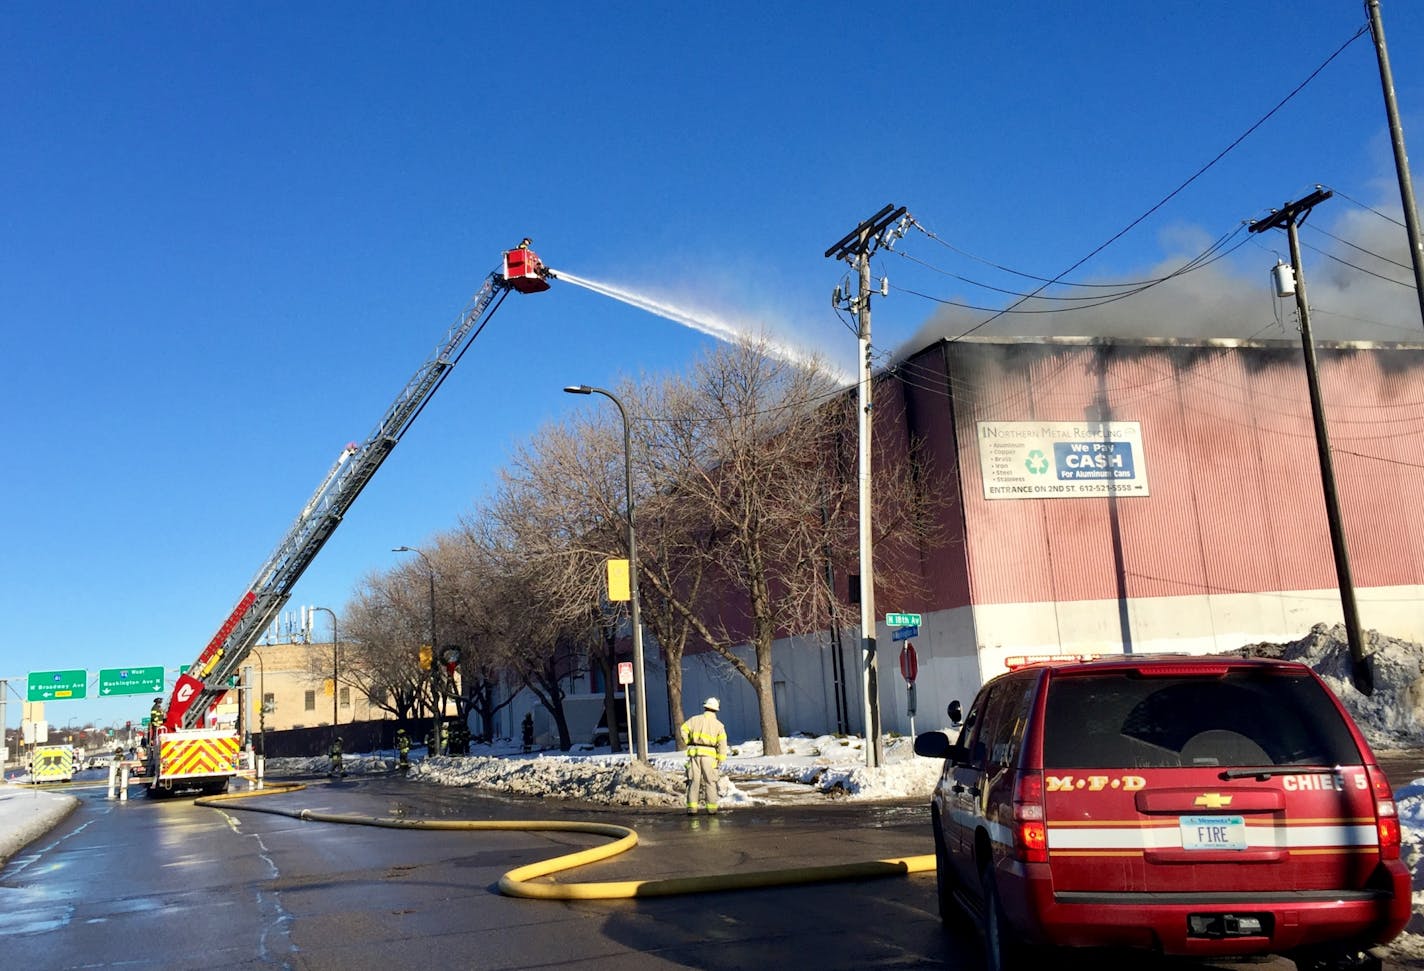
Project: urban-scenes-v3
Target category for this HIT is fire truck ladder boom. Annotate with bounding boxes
[174,269,518,728]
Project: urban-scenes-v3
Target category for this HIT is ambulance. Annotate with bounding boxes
[29,744,76,784]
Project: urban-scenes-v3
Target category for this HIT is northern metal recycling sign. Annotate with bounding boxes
[977,421,1150,500]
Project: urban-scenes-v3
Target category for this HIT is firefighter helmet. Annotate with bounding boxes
[703,697,720,712]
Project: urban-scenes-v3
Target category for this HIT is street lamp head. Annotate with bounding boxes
[393,545,413,552]
[563,385,592,395]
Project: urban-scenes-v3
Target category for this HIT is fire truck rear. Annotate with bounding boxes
[147,727,244,796]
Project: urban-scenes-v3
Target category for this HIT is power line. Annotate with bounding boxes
[1331,187,1407,228]
[1302,240,1415,288]
[1306,223,1413,271]
[945,22,1369,342]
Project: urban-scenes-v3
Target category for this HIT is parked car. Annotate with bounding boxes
[914,654,1410,970]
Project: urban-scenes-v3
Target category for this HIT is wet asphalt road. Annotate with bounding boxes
[0,774,968,970]
[0,771,1414,970]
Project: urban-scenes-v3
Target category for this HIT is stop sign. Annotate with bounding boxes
[899,643,918,683]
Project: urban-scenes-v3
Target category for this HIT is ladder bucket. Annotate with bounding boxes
[503,246,551,293]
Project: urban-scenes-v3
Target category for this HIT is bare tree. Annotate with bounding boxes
[438,525,524,742]
[464,473,605,752]
[638,339,945,755]
[341,571,433,722]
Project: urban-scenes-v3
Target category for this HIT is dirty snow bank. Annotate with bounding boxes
[1238,623,1424,749]
[265,733,941,808]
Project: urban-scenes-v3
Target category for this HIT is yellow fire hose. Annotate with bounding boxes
[198,783,936,900]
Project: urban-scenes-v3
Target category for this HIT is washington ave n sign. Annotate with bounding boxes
[99,666,166,696]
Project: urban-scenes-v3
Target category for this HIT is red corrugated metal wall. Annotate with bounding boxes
[897,338,1424,608]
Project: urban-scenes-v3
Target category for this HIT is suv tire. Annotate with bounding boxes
[980,865,1022,971]
[931,816,964,927]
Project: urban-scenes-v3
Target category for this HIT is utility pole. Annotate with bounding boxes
[826,204,909,768]
[1365,0,1424,329]
[1249,188,1373,695]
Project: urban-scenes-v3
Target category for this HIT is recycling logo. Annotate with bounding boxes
[1025,449,1049,474]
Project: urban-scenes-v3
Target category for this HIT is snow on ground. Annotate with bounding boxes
[1396,778,1424,963]
[0,783,78,866]
[262,732,941,809]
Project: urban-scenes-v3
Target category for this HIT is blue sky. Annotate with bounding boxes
[4,2,1423,733]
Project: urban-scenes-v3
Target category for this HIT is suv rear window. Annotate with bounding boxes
[1042,670,1362,769]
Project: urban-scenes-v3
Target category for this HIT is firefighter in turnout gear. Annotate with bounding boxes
[394,727,411,769]
[680,697,729,814]
[328,736,345,777]
[148,698,164,743]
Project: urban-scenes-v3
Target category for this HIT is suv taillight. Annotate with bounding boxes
[1366,765,1400,861]
[1014,770,1048,863]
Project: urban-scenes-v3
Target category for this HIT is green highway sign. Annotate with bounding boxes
[885,612,922,628]
[28,669,88,701]
[98,666,166,696]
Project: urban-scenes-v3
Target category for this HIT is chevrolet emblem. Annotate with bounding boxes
[1194,793,1233,809]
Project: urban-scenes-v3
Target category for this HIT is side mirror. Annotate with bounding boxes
[947,700,963,726]
[913,731,952,759]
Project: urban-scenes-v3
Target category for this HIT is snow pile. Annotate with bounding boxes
[1396,779,1424,962]
[414,753,687,806]
[264,732,943,808]
[1238,623,1424,748]
[715,734,939,799]
[0,783,77,865]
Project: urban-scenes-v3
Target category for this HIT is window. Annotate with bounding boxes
[304,690,316,711]
[982,677,1033,769]
[262,693,275,713]
[339,687,350,708]
[1043,671,1362,769]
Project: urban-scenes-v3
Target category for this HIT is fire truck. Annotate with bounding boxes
[146,245,551,796]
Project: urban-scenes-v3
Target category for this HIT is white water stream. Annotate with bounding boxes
[550,268,853,385]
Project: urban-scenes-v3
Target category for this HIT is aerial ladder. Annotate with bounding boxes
[146,244,550,795]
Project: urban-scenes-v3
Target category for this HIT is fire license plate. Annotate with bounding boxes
[1180,814,1247,851]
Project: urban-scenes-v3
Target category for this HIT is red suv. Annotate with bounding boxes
[914,655,1411,970]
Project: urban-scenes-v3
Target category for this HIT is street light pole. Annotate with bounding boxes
[394,545,442,754]
[311,606,339,739]
[563,384,650,763]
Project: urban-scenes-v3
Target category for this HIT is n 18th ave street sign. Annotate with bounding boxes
[28,669,88,701]
[885,612,921,627]
[99,666,165,696]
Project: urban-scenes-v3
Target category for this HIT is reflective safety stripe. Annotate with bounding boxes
[160,736,239,778]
